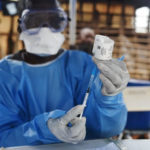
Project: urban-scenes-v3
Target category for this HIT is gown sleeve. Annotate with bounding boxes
[0,70,65,147]
[69,51,127,139]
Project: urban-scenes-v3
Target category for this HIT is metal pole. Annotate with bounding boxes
[69,0,77,46]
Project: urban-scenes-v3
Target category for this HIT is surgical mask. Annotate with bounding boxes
[20,27,65,55]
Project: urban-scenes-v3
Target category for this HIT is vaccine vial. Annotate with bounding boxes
[92,35,114,60]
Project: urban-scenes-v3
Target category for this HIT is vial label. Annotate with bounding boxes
[92,35,114,60]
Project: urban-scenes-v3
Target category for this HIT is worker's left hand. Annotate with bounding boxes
[93,57,130,96]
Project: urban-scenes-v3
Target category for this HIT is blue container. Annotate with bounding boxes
[125,79,150,130]
[126,112,150,130]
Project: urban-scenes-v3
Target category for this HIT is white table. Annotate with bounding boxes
[2,139,150,150]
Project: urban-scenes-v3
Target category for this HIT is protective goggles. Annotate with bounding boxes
[19,9,68,34]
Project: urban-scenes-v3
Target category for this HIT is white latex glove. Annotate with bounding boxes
[93,57,130,96]
[47,105,86,144]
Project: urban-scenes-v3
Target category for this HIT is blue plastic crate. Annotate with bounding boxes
[126,112,150,130]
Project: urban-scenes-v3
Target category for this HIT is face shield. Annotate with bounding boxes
[19,8,68,34]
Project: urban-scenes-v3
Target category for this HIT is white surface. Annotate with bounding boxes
[122,139,150,150]
[3,139,150,150]
[123,86,150,111]
[2,140,118,150]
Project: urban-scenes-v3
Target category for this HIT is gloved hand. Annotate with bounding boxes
[93,57,130,96]
[47,105,86,144]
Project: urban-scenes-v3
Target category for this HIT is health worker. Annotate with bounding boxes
[0,0,130,147]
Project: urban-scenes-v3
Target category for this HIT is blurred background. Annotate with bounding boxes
[0,0,150,81]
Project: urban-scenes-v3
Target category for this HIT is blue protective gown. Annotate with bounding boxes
[0,50,127,147]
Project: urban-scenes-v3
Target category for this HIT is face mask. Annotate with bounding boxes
[20,27,65,55]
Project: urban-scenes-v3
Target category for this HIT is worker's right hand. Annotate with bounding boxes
[93,57,130,96]
[47,105,86,144]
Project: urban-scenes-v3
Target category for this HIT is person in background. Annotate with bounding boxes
[0,0,130,147]
[77,27,95,55]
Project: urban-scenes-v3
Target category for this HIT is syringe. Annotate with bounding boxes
[80,67,97,119]
[80,35,114,119]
